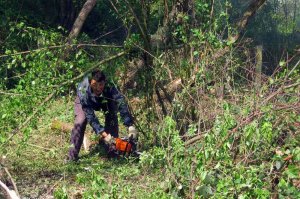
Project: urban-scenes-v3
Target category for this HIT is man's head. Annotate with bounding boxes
[90,69,106,96]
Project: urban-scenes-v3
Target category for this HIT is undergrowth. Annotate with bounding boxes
[2,84,299,198]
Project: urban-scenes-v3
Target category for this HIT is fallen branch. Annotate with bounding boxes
[4,167,20,198]
[27,143,53,151]
[216,110,262,150]
[262,81,300,105]
[0,180,20,199]
[0,91,26,96]
[184,133,206,147]
[215,80,300,149]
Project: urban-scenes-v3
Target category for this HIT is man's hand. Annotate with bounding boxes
[100,132,117,154]
[101,132,115,145]
[128,126,139,140]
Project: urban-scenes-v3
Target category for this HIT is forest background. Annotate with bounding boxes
[0,0,299,198]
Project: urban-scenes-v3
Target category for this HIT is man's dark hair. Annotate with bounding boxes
[91,69,106,82]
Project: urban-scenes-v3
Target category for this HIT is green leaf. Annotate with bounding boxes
[279,61,285,67]
[284,165,299,179]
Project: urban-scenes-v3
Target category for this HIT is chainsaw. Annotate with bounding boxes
[108,136,141,158]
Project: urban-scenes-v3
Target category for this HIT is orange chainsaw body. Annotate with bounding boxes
[115,138,132,153]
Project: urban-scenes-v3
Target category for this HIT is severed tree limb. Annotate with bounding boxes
[262,82,300,105]
[184,133,206,147]
[0,91,25,96]
[27,143,53,151]
[184,80,300,147]
[214,81,300,150]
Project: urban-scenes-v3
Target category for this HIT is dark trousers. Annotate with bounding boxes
[68,96,119,160]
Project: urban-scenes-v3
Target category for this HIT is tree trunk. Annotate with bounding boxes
[68,0,97,42]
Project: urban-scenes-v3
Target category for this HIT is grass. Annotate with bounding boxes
[3,96,165,198]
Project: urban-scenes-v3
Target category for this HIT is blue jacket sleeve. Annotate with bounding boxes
[81,106,105,135]
[111,87,133,127]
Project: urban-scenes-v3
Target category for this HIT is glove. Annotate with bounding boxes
[128,126,139,140]
[102,133,115,145]
[101,133,118,155]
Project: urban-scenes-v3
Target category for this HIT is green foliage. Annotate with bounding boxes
[1,0,299,198]
[0,20,92,151]
[139,98,299,198]
[54,186,68,199]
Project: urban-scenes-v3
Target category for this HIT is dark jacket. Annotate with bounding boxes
[77,77,133,134]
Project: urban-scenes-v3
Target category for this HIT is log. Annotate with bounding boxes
[51,120,73,133]
[51,120,94,152]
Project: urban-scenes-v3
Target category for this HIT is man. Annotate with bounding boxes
[67,69,138,161]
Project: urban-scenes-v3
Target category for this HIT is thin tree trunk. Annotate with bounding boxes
[255,45,263,95]
[213,0,267,60]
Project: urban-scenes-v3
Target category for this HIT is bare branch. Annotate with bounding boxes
[4,167,20,198]
[0,43,122,59]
